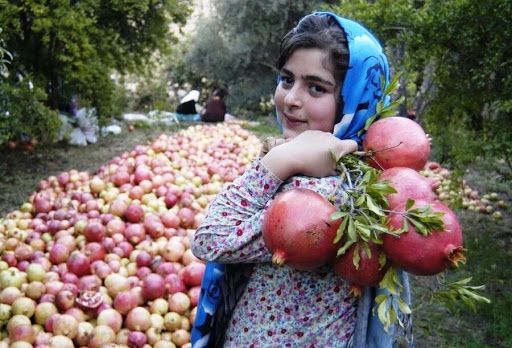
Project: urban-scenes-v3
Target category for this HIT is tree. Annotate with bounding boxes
[328,0,512,170]
[178,0,328,116]
[0,1,192,121]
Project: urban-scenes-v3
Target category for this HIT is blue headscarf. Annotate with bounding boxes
[191,12,408,348]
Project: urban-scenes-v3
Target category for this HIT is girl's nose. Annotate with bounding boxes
[284,85,303,108]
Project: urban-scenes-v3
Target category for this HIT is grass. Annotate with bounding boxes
[0,121,510,346]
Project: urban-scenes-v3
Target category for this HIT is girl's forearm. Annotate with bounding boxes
[192,160,283,263]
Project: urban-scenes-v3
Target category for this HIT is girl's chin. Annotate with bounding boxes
[282,129,300,139]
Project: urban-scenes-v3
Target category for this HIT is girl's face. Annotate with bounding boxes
[275,48,338,139]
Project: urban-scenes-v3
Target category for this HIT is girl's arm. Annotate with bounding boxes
[192,130,357,263]
[192,159,282,263]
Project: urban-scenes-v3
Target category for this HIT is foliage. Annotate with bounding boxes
[0,77,61,145]
[0,0,192,124]
[0,27,60,145]
[327,0,512,176]
[0,28,12,76]
[177,0,329,116]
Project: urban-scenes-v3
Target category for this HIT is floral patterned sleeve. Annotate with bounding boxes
[192,159,283,264]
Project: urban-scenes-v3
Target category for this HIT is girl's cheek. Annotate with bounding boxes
[274,89,285,111]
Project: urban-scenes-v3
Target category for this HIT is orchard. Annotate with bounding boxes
[0,120,504,346]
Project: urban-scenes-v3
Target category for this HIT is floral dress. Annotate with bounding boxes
[192,159,358,347]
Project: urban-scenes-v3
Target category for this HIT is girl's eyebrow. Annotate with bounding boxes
[281,68,335,87]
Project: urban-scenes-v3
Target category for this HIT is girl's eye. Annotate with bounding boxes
[278,75,293,87]
[310,85,326,95]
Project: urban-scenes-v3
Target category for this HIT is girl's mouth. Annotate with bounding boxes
[284,114,306,127]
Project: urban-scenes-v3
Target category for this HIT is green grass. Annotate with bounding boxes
[239,118,281,138]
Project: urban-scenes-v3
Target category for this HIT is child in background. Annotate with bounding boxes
[191,11,412,348]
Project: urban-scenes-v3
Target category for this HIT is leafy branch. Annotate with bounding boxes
[431,276,491,311]
[329,154,396,269]
[393,199,445,236]
[358,72,405,137]
[374,267,411,332]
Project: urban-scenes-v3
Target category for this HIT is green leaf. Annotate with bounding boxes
[352,244,360,269]
[330,211,348,221]
[366,195,385,216]
[355,194,366,207]
[379,268,402,296]
[347,218,357,241]
[355,222,372,240]
[397,298,412,315]
[334,217,349,244]
[337,240,355,257]
[362,114,379,132]
[377,300,390,331]
[431,277,491,311]
[384,73,401,96]
[378,253,387,269]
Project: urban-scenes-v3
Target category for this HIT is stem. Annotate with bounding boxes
[339,162,353,189]
[373,142,404,154]
[327,177,343,203]
[369,155,386,171]
[353,150,368,157]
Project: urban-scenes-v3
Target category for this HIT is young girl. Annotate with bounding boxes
[191,11,412,348]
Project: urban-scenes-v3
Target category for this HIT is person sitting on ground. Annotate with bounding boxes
[200,89,227,123]
[176,90,201,121]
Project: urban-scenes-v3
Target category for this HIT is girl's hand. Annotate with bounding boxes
[260,130,358,180]
[259,136,287,157]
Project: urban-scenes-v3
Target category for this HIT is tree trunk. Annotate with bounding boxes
[413,61,436,125]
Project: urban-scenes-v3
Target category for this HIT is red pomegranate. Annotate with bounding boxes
[262,188,341,270]
[382,200,465,275]
[378,167,436,208]
[333,242,388,286]
[363,116,431,170]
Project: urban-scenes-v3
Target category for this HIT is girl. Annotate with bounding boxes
[191,11,413,348]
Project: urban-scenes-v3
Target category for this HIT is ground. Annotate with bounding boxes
[0,121,510,347]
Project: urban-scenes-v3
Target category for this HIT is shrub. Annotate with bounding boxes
[0,78,61,146]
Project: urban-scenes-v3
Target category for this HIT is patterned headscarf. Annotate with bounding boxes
[191,12,403,348]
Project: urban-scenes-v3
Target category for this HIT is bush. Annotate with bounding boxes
[0,78,61,146]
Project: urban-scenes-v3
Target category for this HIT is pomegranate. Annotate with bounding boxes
[262,188,341,270]
[97,308,123,333]
[52,314,78,339]
[76,288,103,310]
[363,116,431,170]
[88,325,116,348]
[128,331,148,348]
[113,290,138,315]
[181,262,205,287]
[142,273,166,300]
[383,200,465,275]
[66,252,91,277]
[125,307,151,331]
[125,204,145,223]
[378,167,436,208]
[84,221,106,242]
[333,242,388,286]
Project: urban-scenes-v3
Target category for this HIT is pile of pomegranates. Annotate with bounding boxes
[0,123,261,347]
